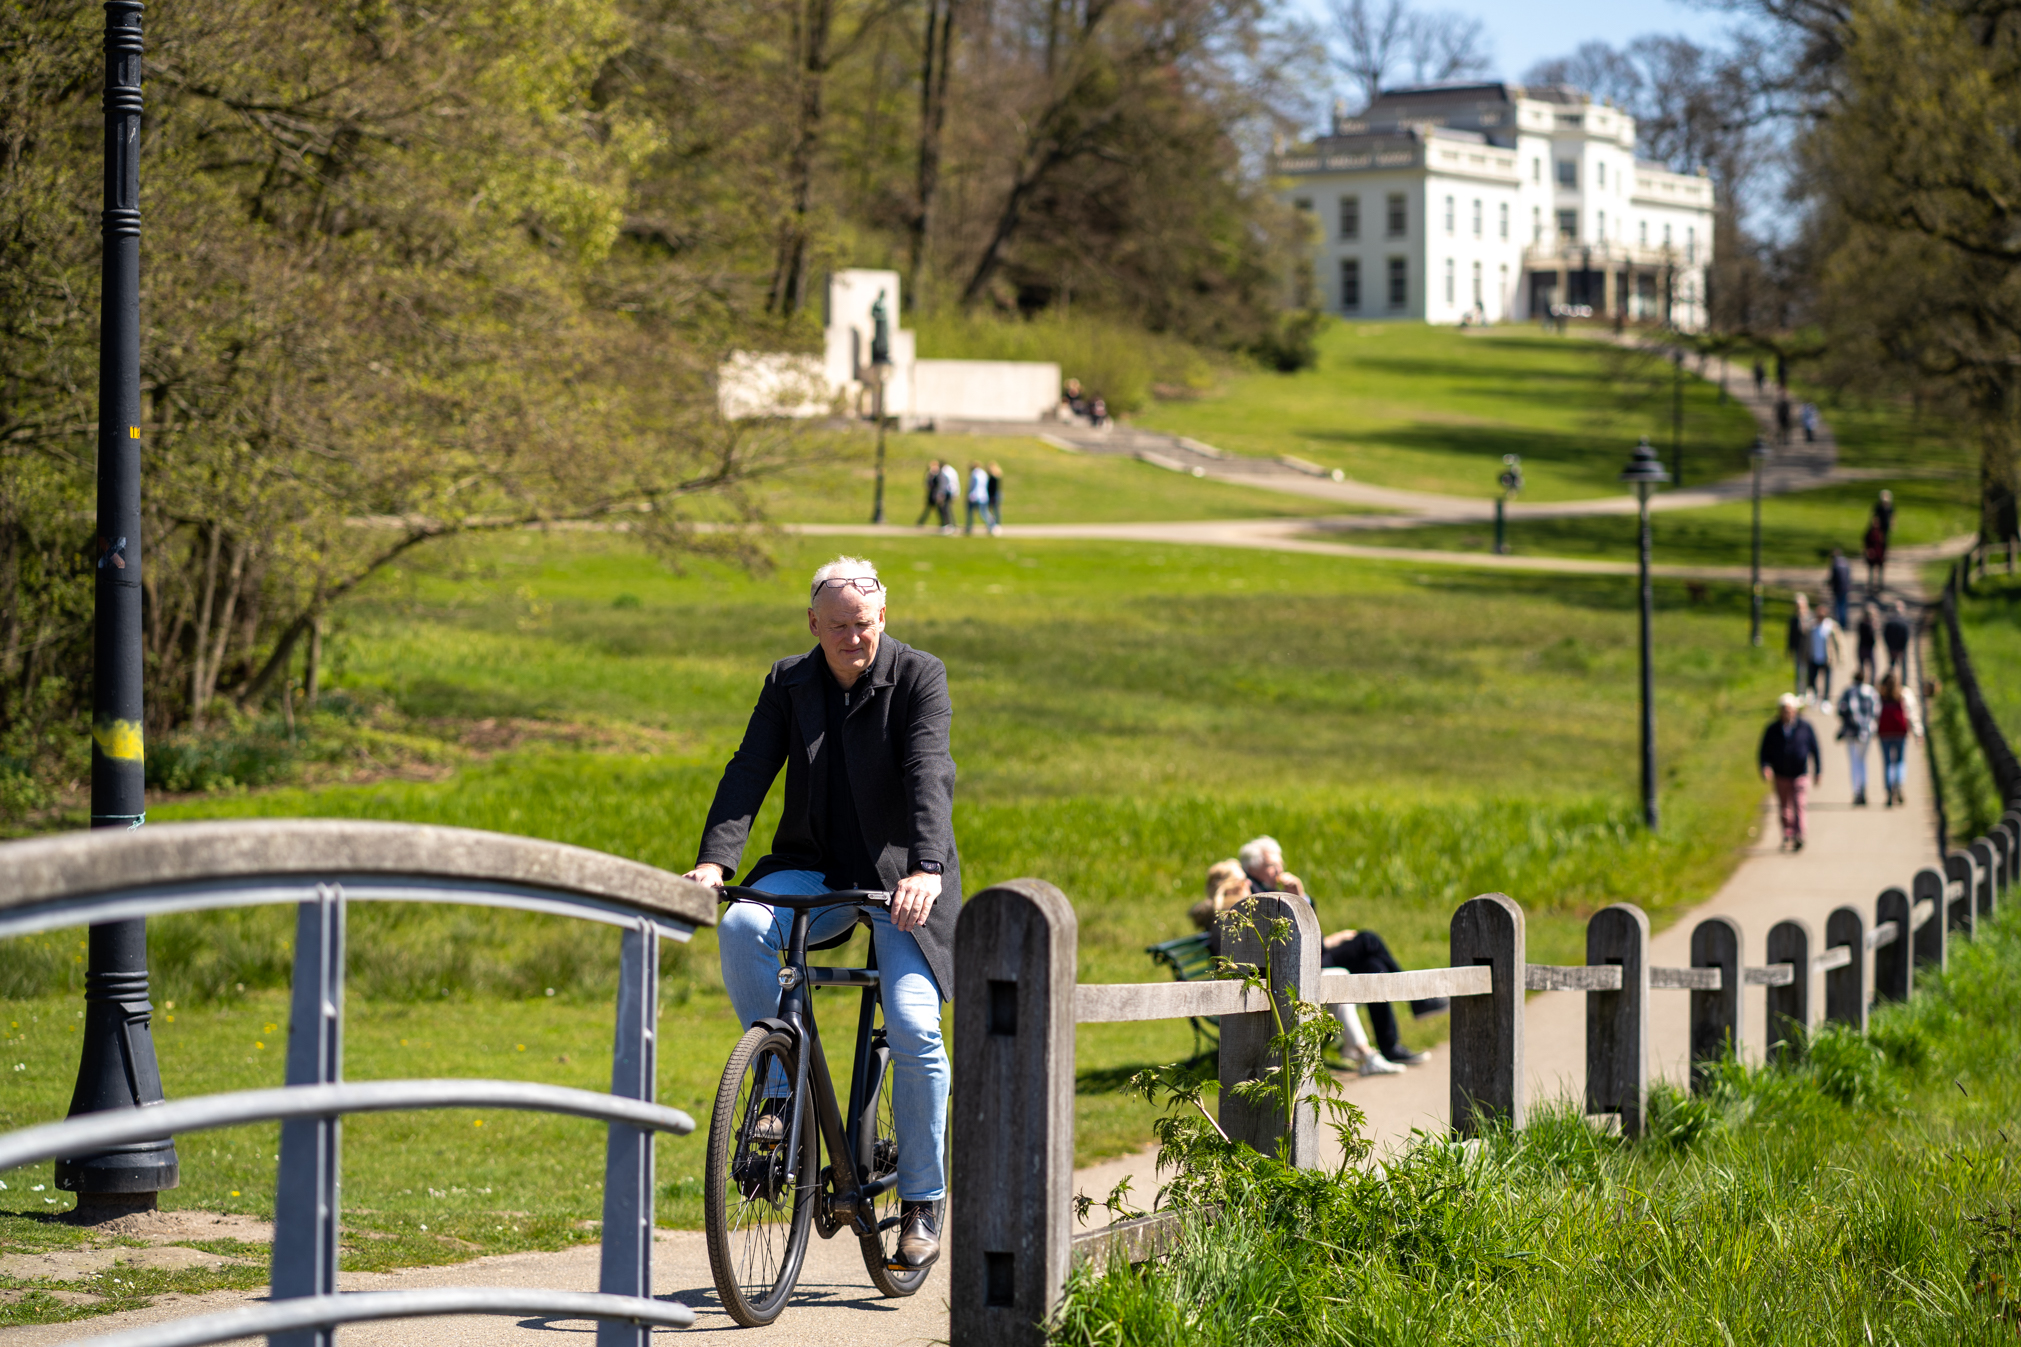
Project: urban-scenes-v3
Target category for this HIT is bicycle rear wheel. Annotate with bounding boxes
[857,1039,932,1297]
[706,1025,815,1327]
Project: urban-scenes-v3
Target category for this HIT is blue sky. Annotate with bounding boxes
[1292,0,1746,94]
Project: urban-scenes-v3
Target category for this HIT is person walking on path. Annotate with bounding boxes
[1883,600,1912,677]
[1760,693,1823,851]
[1753,359,1766,396]
[1872,488,1895,541]
[1800,402,1819,444]
[1855,603,1879,685]
[1876,671,1923,808]
[683,555,960,1271]
[1775,396,1793,445]
[916,459,945,528]
[1809,604,1843,704]
[986,462,1004,528]
[935,461,959,533]
[1828,549,1853,628]
[1864,514,1889,594]
[1787,594,1814,696]
[1837,676,1879,807]
[963,461,995,535]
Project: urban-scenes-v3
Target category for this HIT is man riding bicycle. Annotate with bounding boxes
[683,555,959,1271]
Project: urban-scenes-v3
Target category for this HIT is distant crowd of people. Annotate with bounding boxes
[915,459,1002,535]
[1762,489,1928,849]
[1190,836,1448,1077]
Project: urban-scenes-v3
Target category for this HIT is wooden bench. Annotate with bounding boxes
[1144,931,1219,1054]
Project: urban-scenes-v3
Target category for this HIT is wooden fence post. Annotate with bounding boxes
[1450,893,1525,1136]
[1970,838,1998,918]
[2000,811,2021,884]
[1944,850,1976,937]
[1585,903,1648,1138]
[1912,866,1947,973]
[1823,906,1865,1033]
[1989,825,2013,902]
[1765,918,1811,1064]
[1219,892,1320,1168]
[951,880,1076,1347]
[1873,887,1911,1003]
[1688,916,1742,1090]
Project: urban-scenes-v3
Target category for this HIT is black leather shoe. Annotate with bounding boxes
[895,1201,940,1269]
[748,1102,787,1146]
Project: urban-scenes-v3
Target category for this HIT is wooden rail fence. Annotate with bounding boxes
[949,833,2015,1347]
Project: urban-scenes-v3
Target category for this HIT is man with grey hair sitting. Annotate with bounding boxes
[685,554,959,1270]
[1238,836,1443,1069]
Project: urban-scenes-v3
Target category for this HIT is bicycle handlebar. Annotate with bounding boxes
[716,886,891,910]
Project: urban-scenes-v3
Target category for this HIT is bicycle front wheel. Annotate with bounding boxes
[705,1025,815,1327]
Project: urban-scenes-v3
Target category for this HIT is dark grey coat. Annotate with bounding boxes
[697,636,962,998]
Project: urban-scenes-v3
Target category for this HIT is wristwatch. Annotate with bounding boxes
[913,861,944,876]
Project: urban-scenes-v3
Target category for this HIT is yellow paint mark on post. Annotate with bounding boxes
[92,719,144,761]
[128,426,140,439]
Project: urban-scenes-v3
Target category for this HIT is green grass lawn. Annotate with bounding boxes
[1,529,1793,1320]
[747,430,1348,525]
[1132,322,1761,503]
[1340,476,1976,570]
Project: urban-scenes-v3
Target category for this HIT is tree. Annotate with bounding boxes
[1329,0,1489,112]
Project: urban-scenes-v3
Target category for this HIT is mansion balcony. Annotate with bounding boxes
[1522,239,1695,271]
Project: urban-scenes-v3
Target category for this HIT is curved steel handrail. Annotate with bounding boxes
[68,1287,695,1347]
[0,819,716,937]
[0,1081,693,1174]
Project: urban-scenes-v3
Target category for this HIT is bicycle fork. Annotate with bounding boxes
[777,910,885,1236]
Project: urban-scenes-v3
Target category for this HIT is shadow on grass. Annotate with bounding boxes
[1077,1049,1216,1097]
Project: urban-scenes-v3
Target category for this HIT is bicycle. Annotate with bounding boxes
[703,886,934,1327]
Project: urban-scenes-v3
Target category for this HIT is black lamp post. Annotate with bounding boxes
[868,291,892,525]
[1671,348,1685,489]
[59,0,179,1212]
[1621,437,1671,830]
[1494,454,1522,555]
[1749,437,1769,647]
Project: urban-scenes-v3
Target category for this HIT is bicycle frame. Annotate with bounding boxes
[768,903,899,1239]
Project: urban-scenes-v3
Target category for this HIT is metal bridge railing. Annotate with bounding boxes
[0,818,719,1347]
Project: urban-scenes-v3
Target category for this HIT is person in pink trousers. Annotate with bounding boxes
[1759,692,1823,851]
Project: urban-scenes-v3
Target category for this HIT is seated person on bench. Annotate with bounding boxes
[1237,836,1441,1071]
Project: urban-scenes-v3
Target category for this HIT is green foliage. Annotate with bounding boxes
[1055,909,2021,1346]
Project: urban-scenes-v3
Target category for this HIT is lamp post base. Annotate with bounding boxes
[56,920,179,1198]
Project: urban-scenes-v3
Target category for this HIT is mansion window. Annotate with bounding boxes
[1444,195,1455,234]
[1557,209,1578,240]
[1340,258,1361,311]
[1687,227,1697,263]
[1663,223,1672,248]
[1444,257,1455,304]
[1499,202,1509,239]
[1598,210,1606,239]
[1533,158,1543,182]
[1386,193,1407,237]
[1532,206,1542,242]
[1639,220,1648,246]
[1471,260,1483,306]
[1556,159,1576,188]
[1472,198,1482,237]
[1339,196,1360,241]
[1387,256,1408,308]
[1597,161,1607,188]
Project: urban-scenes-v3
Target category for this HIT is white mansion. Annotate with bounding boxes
[1272,83,1716,328]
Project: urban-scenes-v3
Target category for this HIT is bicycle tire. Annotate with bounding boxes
[857,1041,932,1297]
[705,1025,815,1327]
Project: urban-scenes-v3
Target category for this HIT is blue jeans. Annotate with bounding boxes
[1881,736,1907,793]
[964,498,995,532]
[719,870,948,1202]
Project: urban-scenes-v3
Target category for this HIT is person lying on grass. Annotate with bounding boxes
[683,554,956,1272]
[1237,835,1443,1073]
